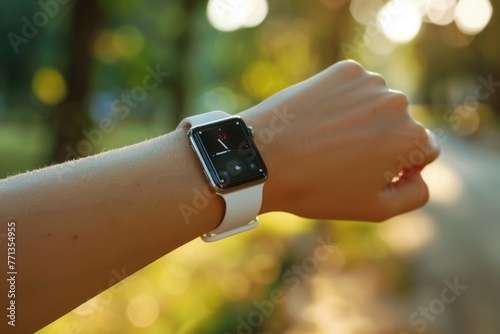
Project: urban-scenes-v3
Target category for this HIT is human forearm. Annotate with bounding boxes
[0,60,439,332]
[0,129,226,332]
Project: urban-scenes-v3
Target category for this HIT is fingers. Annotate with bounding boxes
[378,126,439,219]
[333,61,440,219]
[381,169,430,218]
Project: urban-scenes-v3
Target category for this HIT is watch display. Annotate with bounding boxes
[189,117,267,190]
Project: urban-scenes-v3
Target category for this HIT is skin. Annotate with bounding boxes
[0,61,439,332]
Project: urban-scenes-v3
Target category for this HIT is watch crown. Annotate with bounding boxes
[247,126,255,138]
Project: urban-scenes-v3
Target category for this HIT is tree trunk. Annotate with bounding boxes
[51,0,103,163]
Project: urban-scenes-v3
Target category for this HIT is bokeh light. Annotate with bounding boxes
[112,25,144,59]
[364,30,396,55]
[454,0,493,35]
[377,212,437,255]
[245,252,280,284]
[425,0,456,26]
[242,61,285,99]
[92,26,144,63]
[196,86,240,113]
[350,0,384,25]
[320,0,349,10]
[159,262,192,296]
[450,106,481,136]
[126,295,160,328]
[92,29,120,63]
[421,160,465,205]
[378,0,422,44]
[219,270,251,300]
[123,275,155,300]
[6,1,500,333]
[207,0,269,32]
[31,66,67,106]
[439,23,475,48]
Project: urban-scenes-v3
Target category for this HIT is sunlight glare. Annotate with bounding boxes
[421,160,464,204]
[378,0,422,44]
[207,0,269,32]
[454,0,493,35]
[425,0,456,26]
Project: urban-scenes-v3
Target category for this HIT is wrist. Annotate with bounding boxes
[171,128,225,235]
[239,105,293,215]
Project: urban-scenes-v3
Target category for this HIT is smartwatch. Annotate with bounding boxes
[177,111,268,242]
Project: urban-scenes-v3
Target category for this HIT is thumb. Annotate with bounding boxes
[381,169,430,216]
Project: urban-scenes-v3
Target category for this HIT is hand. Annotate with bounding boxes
[242,60,439,221]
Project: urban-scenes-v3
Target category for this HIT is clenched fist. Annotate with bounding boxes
[242,60,439,221]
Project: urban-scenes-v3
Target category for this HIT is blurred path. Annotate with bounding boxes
[412,133,500,334]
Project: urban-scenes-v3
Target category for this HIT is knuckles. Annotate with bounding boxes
[329,60,397,92]
[332,59,367,78]
[373,89,411,119]
[340,59,365,72]
[366,72,388,87]
[386,90,409,108]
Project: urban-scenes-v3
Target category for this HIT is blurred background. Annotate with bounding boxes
[1,0,499,333]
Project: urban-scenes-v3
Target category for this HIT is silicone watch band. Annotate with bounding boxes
[178,111,264,242]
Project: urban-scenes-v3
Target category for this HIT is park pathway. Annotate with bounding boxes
[411,132,500,334]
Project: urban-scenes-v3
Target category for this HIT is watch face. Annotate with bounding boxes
[189,117,267,190]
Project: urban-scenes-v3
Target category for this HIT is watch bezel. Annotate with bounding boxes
[187,116,268,192]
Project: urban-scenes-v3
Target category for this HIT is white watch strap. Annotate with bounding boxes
[178,110,231,129]
[177,111,264,242]
[202,183,263,242]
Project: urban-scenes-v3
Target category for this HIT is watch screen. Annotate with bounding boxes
[190,117,267,189]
